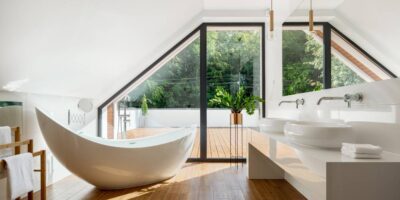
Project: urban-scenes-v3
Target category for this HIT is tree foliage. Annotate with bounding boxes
[283,30,365,96]
[124,30,262,109]
[282,30,323,96]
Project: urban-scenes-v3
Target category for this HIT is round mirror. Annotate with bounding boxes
[77,99,93,113]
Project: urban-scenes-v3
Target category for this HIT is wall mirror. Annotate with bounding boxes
[282,0,398,96]
[0,101,23,130]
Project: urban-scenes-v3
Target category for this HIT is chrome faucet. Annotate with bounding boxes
[279,98,305,109]
[317,93,363,108]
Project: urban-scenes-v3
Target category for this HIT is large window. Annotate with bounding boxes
[283,22,395,96]
[330,28,392,88]
[125,36,200,109]
[98,23,265,161]
[100,33,201,157]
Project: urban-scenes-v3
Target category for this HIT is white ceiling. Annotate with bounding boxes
[295,0,345,10]
[1,0,399,103]
[0,0,203,99]
[203,0,345,11]
[334,0,400,75]
[203,0,267,10]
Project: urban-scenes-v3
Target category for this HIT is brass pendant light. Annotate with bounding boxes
[268,0,274,39]
[309,0,314,32]
[269,0,274,32]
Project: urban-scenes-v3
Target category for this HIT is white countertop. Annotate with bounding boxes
[249,130,400,178]
[261,131,400,162]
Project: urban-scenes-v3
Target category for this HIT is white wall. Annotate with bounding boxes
[0,91,95,198]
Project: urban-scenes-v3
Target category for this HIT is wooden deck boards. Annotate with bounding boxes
[125,128,257,158]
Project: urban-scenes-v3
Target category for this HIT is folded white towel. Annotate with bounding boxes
[341,150,382,159]
[0,126,12,158]
[342,143,383,155]
[3,153,35,199]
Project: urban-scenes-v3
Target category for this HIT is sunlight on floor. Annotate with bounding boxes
[36,163,305,200]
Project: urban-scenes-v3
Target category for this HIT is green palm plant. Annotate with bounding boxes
[209,86,264,115]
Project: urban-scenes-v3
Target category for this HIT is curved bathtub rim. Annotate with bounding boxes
[35,107,196,149]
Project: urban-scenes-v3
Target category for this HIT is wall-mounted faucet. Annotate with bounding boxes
[279,98,305,109]
[317,93,363,108]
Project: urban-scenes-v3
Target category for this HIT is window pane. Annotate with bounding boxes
[330,29,392,88]
[282,26,324,96]
[100,33,200,158]
[206,27,262,159]
[126,38,200,108]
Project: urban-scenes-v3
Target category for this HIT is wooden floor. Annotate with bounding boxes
[126,128,258,158]
[29,163,306,200]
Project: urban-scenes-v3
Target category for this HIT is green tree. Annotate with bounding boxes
[282,30,323,96]
[282,30,365,96]
[124,30,262,109]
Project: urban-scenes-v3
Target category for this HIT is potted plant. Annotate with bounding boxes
[209,86,264,125]
[140,95,148,127]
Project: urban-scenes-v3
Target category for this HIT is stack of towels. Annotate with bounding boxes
[341,143,383,159]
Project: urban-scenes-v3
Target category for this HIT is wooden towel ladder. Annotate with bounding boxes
[0,127,46,200]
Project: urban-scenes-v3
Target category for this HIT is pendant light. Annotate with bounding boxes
[268,0,274,39]
[309,0,314,32]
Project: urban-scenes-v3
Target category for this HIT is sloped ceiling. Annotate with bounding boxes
[334,0,400,75]
[204,0,266,10]
[0,0,203,98]
[1,0,398,104]
[295,0,344,10]
[0,0,303,102]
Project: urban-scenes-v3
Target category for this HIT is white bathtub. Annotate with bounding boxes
[36,108,196,190]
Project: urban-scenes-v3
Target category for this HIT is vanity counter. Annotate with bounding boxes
[248,131,400,200]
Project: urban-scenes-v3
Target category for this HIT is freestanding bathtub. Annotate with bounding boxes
[35,108,196,190]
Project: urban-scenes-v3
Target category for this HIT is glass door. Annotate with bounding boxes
[206,26,263,159]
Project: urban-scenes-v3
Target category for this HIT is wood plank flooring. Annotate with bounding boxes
[28,163,306,200]
[126,128,257,159]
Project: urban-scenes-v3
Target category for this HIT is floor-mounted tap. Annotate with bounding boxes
[279,98,305,109]
[317,93,363,108]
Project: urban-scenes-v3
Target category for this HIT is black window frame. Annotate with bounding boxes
[282,22,396,95]
[97,22,266,163]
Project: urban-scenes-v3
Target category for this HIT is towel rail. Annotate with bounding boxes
[11,127,21,154]
[0,127,46,200]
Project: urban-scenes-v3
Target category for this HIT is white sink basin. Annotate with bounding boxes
[259,118,296,134]
[284,121,354,148]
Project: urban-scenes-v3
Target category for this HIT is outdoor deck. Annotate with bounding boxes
[125,128,262,158]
